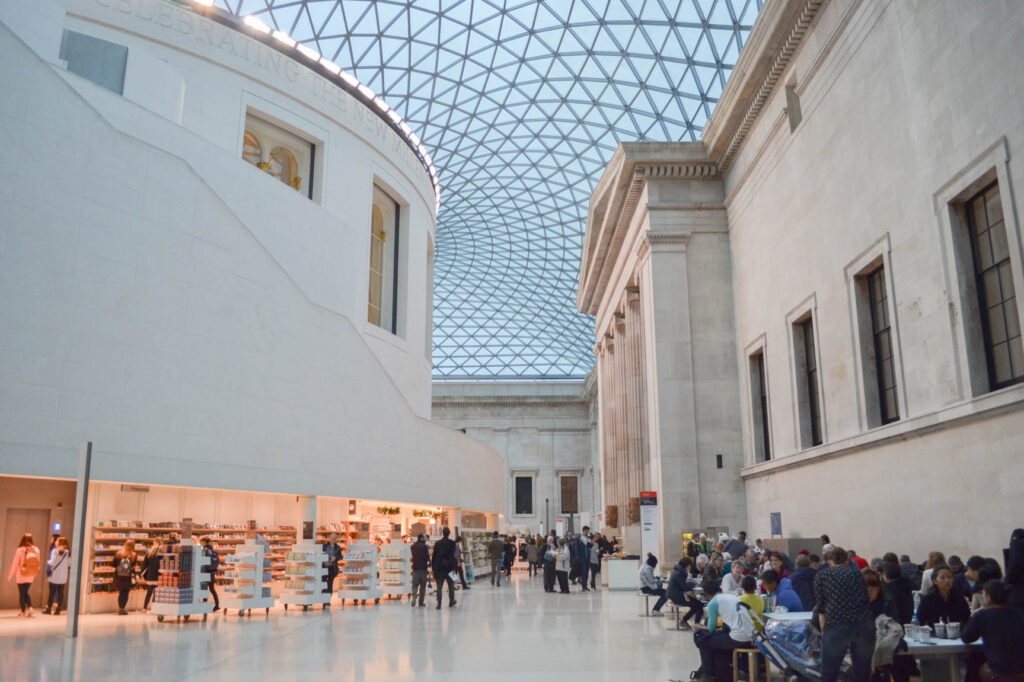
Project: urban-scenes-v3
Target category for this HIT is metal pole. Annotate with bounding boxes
[545,498,549,537]
[66,442,92,638]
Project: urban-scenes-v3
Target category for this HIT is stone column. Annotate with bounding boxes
[600,334,618,524]
[626,287,647,493]
[613,313,627,515]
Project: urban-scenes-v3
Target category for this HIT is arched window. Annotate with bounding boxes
[242,131,262,166]
[269,147,299,189]
[368,205,385,326]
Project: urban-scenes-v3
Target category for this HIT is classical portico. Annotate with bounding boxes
[579,143,747,564]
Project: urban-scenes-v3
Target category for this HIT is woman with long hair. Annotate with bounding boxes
[114,539,137,615]
[44,537,70,615]
[919,551,947,596]
[140,540,162,611]
[7,533,41,616]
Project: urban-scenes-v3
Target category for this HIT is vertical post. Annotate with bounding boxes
[65,442,92,638]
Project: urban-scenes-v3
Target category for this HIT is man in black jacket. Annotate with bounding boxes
[410,534,430,607]
[322,534,343,604]
[431,527,458,610]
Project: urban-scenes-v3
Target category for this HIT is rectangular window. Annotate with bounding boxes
[966,183,1024,389]
[514,476,533,515]
[59,30,127,95]
[794,317,823,447]
[560,476,578,514]
[368,186,401,334]
[749,350,771,461]
[241,113,315,199]
[866,266,900,424]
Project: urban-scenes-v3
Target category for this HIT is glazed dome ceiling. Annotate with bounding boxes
[226,0,763,379]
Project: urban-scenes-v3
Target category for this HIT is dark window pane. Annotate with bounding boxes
[560,476,578,514]
[515,477,533,515]
[986,189,1004,225]
[993,343,1012,383]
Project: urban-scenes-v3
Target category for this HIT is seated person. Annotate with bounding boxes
[639,553,668,616]
[971,560,1004,612]
[863,568,885,618]
[667,556,704,630]
[789,554,817,611]
[720,559,745,595]
[739,576,765,631]
[956,555,986,602]
[692,589,758,682]
[881,561,915,625]
[961,579,1024,681]
[761,568,802,612]
[769,552,791,580]
[918,565,970,627]
[742,549,760,575]
[701,552,725,595]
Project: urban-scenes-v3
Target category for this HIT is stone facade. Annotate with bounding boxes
[432,379,600,535]
[581,0,1024,563]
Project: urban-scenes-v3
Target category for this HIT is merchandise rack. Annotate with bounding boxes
[151,541,214,623]
[221,542,275,617]
[338,541,382,605]
[378,541,411,599]
[460,529,493,579]
[281,543,331,611]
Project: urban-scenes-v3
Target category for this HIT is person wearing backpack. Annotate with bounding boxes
[43,537,71,615]
[7,533,41,616]
[114,539,137,615]
[140,541,162,611]
[201,537,221,612]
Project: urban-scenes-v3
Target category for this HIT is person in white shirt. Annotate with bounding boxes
[692,592,758,681]
[639,553,669,615]
[720,560,745,596]
[45,537,71,615]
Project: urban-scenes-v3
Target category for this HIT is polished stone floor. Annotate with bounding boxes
[1,573,701,681]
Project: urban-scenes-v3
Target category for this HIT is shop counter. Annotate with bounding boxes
[603,557,639,591]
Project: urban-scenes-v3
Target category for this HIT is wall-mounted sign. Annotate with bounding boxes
[303,521,314,540]
[120,484,150,493]
[639,491,658,560]
[770,512,782,537]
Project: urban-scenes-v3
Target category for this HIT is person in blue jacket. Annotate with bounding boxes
[761,569,803,612]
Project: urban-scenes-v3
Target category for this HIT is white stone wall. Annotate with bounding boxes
[432,379,599,535]
[0,1,503,514]
[724,0,1024,559]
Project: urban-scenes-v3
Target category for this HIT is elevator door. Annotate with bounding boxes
[1,508,51,609]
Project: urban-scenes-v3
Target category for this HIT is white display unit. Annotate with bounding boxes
[461,530,493,579]
[378,541,411,599]
[281,542,332,611]
[338,542,382,605]
[151,542,214,623]
[221,542,275,617]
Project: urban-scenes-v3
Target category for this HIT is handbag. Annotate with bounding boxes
[47,552,66,578]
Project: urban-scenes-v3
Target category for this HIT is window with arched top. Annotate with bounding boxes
[241,112,315,198]
[242,131,262,166]
[368,186,402,335]
[269,147,298,188]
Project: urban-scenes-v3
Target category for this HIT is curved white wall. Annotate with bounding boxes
[0,0,503,514]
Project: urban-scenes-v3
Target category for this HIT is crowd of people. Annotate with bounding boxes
[6,533,71,617]
[483,526,615,593]
[641,529,1024,682]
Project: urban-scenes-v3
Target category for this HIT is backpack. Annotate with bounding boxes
[21,549,40,577]
[116,556,134,577]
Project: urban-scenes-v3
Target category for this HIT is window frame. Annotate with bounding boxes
[845,234,906,430]
[786,295,826,450]
[743,334,772,464]
[933,137,1024,398]
[513,475,534,517]
[866,266,900,424]
[559,474,579,515]
[965,182,1024,390]
[367,183,404,336]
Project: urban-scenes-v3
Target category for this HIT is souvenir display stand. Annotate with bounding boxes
[221,542,275,616]
[378,541,411,599]
[338,541,382,605]
[281,542,332,611]
[151,541,214,623]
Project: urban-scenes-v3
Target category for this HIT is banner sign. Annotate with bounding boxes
[639,491,658,560]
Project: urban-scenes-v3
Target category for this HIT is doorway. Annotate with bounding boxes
[1,508,51,610]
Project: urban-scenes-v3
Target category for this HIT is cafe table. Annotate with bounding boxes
[900,636,982,682]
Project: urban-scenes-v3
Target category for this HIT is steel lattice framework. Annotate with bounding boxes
[222,0,763,378]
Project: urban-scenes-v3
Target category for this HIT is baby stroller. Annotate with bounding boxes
[753,618,852,682]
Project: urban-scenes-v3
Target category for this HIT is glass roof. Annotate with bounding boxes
[223,0,763,379]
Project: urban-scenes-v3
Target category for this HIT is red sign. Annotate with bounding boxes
[639,491,657,505]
